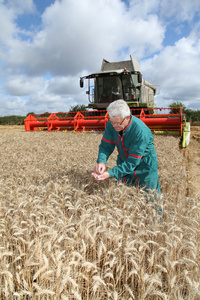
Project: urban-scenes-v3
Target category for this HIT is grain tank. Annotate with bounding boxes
[80,55,156,110]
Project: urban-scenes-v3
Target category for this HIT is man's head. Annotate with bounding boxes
[107,100,131,132]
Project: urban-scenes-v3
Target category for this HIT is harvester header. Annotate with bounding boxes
[24,107,190,147]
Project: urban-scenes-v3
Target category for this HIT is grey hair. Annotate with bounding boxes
[107,99,131,119]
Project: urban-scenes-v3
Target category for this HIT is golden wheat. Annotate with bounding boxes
[0,131,199,299]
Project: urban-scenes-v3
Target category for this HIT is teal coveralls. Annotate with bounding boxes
[97,115,161,194]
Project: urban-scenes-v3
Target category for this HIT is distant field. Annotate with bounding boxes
[0,129,199,299]
[0,125,25,132]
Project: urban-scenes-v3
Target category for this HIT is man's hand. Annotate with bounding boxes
[94,162,106,174]
[91,171,110,181]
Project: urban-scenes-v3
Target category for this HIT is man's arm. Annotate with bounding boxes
[92,122,116,180]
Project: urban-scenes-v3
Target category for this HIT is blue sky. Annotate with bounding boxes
[0,0,199,116]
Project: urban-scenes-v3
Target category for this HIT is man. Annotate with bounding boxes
[92,99,161,195]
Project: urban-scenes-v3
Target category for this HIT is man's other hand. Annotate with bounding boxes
[94,162,106,174]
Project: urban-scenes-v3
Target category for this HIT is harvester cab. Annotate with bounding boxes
[80,55,156,110]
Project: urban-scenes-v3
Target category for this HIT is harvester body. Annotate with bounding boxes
[80,55,156,110]
[24,55,190,147]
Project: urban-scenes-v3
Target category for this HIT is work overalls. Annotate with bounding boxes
[97,115,161,194]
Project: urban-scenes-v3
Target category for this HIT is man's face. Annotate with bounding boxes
[109,116,130,132]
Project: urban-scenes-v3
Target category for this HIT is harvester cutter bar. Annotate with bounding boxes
[24,107,183,136]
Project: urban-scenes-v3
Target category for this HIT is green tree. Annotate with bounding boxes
[169,101,186,114]
[26,112,35,116]
[184,108,200,123]
[169,101,200,123]
[0,115,25,125]
[69,104,88,112]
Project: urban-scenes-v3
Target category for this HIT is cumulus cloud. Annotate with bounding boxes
[0,0,35,40]
[2,0,164,76]
[0,2,16,43]
[141,32,200,108]
[5,0,35,14]
[47,75,82,95]
[0,0,199,116]
[0,95,27,116]
[4,75,44,96]
[159,0,200,22]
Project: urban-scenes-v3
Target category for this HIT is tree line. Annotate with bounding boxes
[0,103,199,125]
[169,101,200,124]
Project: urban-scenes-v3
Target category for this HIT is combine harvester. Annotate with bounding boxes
[24,56,190,147]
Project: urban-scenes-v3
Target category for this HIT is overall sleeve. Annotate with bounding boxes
[97,123,116,164]
[108,126,151,179]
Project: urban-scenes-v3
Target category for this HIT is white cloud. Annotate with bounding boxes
[4,75,44,96]
[159,0,200,22]
[6,0,35,14]
[2,0,165,76]
[0,0,199,116]
[0,95,27,116]
[129,0,159,18]
[141,33,200,108]
[47,75,82,95]
[0,3,16,42]
[0,0,35,40]
[128,0,200,23]
[26,91,88,114]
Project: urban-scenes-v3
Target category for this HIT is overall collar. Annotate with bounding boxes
[120,115,132,135]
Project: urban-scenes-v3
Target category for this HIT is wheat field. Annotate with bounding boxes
[0,131,199,299]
